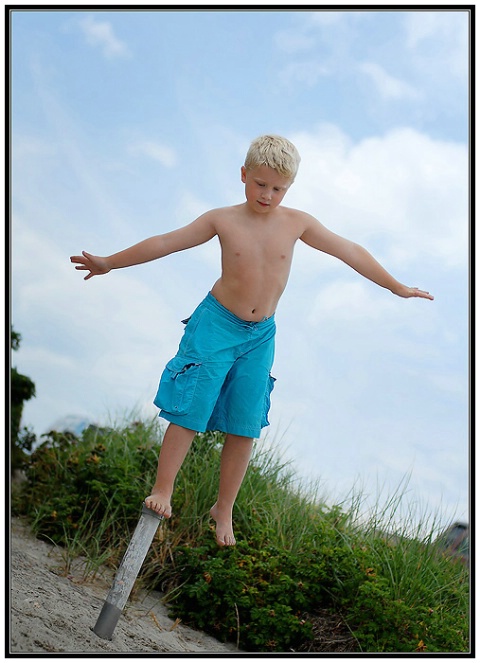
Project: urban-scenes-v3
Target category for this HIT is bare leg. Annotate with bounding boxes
[210,434,254,547]
[145,423,196,517]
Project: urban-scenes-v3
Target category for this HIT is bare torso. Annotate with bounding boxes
[209,203,306,321]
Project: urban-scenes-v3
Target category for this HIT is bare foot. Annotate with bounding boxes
[210,503,236,547]
[145,491,172,518]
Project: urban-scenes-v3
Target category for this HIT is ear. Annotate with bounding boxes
[240,166,247,183]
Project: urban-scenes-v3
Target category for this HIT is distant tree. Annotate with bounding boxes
[11,328,21,351]
[11,327,36,471]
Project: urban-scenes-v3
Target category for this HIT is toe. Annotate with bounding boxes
[145,497,171,518]
[217,534,235,547]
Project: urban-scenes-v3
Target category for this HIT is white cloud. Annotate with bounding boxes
[78,15,131,60]
[280,60,330,88]
[274,29,315,54]
[128,140,177,168]
[308,11,349,27]
[307,280,397,326]
[404,11,469,81]
[286,124,468,269]
[273,10,468,124]
[425,372,467,397]
[358,62,422,101]
[12,214,183,431]
[11,135,57,161]
[12,66,139,246]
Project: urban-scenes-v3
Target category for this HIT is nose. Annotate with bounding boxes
[261,189,272,201]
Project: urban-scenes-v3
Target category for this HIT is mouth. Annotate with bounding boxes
[257,201,270,207]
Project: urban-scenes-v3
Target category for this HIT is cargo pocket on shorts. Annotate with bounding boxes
[261,374,276,428]
[154,357,202,415]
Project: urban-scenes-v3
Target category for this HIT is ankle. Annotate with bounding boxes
[150,484,173,499]
[211,501,233,517]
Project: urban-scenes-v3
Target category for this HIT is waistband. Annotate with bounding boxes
[204,292,275,328]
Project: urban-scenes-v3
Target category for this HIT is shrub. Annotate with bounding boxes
[14,421,161,562]
[332,530,470,653]
[163,529,364,652]
[15,418,470,653]
[10,327,37,472]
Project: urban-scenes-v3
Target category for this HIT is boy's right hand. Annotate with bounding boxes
[70,251,111,280]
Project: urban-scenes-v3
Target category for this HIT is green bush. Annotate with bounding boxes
[167,541,314,651]
[11,328,37,472]
[344,564,468,652]
[14,418,470,653]
[14,422,161,563]
[164,532,363,652]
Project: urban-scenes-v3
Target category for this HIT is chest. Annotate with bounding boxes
[217,219,297,264]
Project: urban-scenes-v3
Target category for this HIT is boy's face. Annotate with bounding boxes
[241,165,293,214]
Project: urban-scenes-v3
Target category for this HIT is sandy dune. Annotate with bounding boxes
[9,516,239,655]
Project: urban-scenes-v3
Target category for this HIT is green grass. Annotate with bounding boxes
[12,417,470,653]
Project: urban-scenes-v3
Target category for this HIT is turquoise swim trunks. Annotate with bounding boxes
[154,292,276,438]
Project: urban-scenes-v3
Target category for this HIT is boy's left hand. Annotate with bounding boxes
[396,285,434,300]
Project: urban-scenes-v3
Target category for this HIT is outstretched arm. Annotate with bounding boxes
[300,215,434,300]
[70,213,217,280]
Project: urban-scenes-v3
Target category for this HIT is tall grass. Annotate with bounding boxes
[12,417,469,653]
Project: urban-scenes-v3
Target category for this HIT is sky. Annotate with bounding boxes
[10,5,470,535]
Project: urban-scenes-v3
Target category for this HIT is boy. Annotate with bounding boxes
[71,134,433,547]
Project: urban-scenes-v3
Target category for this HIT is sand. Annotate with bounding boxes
[8,516,240,656]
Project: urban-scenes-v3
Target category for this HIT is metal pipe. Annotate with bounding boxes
[93,503,164,640]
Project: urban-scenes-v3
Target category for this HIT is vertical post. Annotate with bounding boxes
[93,503,164,640]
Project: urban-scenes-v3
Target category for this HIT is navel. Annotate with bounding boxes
[252,308,256,314]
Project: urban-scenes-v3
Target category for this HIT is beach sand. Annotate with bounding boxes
[9,516,239,655]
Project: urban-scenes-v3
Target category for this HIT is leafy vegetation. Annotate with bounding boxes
[10,327,37,472]
[13,418,470,653]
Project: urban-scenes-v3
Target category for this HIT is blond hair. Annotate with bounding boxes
[244,134,301,180]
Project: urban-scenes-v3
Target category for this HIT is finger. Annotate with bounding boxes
[71,253,91,264]
[414,289,434,300]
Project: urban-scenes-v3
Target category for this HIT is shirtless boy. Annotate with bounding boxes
[71,134,433,547]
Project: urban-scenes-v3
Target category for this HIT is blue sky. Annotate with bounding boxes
[11,7,470,533]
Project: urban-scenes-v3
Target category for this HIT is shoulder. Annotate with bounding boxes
[278,206,319,232]
[201,204,242,222]
[280,206,313,218]
[203,204,252,229]
[188,206,231,232]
